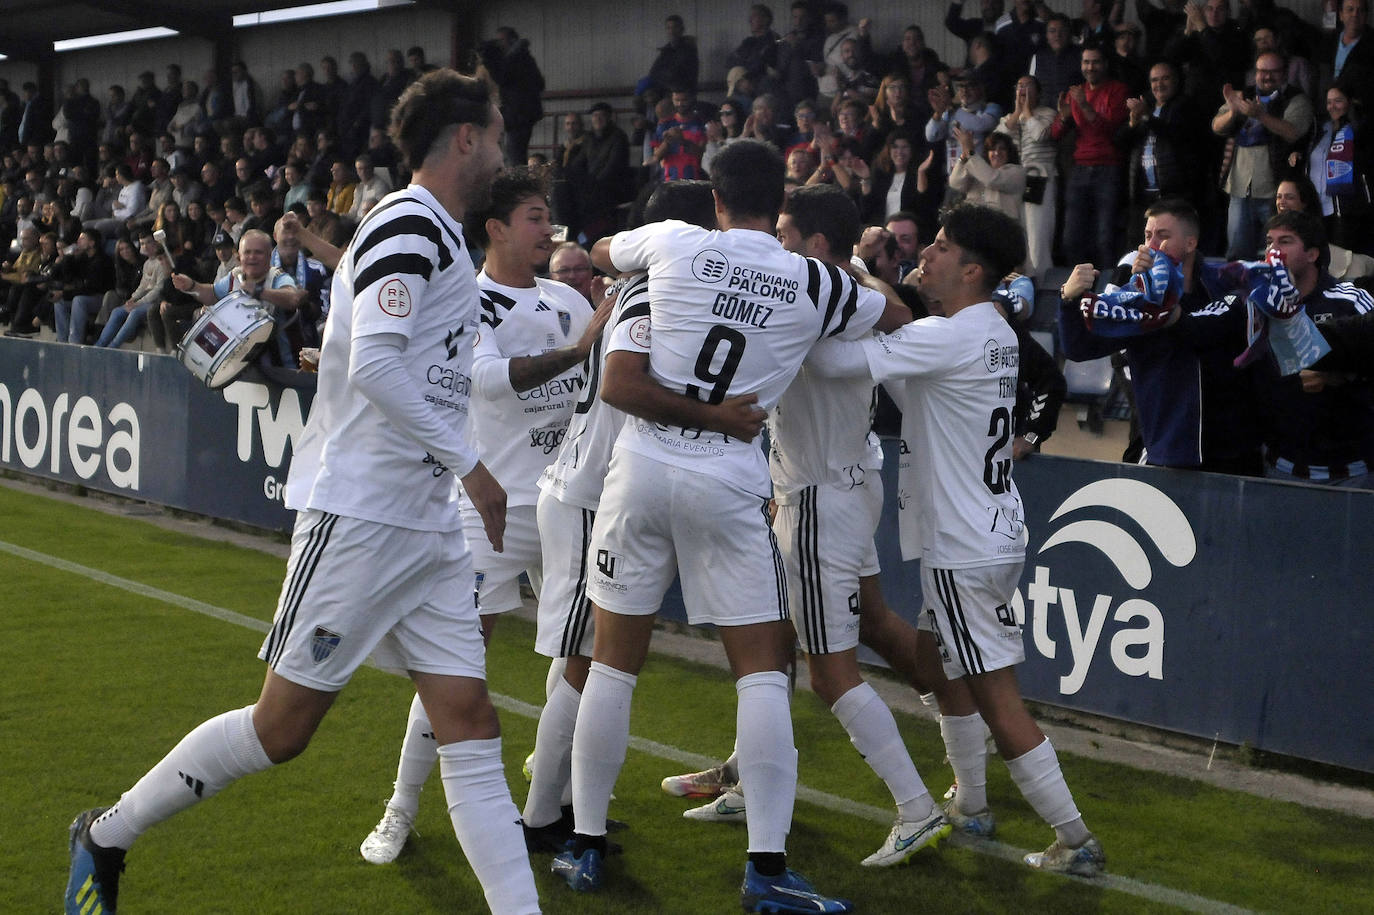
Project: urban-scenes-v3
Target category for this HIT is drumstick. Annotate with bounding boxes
[152,228,176,263]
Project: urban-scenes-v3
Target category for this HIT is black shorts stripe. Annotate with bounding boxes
[796,486,827,655]
[935,569,986,675]
[350,213,454,271]
[559,508,596,657]
[265,512,339,668]
[353,252,437,297]
[763,499,789,622]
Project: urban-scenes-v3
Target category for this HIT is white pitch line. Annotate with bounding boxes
[4,539,1251,915]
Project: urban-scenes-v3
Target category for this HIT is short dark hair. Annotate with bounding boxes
[885,210,919,228]
[1143,198,1200,239]
[642,179,716,228]
[711,139,784,221]
[783,185,861,258]
[1266,209,1329,271]
[389,69,494,170]
[465,166,551,247]
[941,203,1026,294]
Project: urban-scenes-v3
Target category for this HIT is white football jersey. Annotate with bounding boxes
[285,185,478,532]
[538,273,647,510]
[467,271,595,507]
[853,302,1028,567]
[769,356,883,503]
[607,220,886,497]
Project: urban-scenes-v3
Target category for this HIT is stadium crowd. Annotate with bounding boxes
[1,0,1370,484]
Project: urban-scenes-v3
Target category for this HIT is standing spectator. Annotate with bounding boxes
[651,88,707,181]
[1119,60,1206,239]
[1109,23,1148,95]
[338,52,379,158]
[945,0,1005,46]
[1324,0,1374,105]
[1052,45,1128,270]
[223,61,263,136]
[884,25,943,105]
[1029,14,1082,106]
[199,69,231,131]
[290,62,326,137]
[1167,0,1249,106]
[815,4,865,106]
[727,4,781,87]
[997,75,1058,278]
[1302,81,1373,254]
[1135,0,1187,62]
[18,82,52,147]
[374,50,413,128]
[575,102,631,242]
[63,79,102,169]
[317,56,346,136]
[1250,26,1316,102]
[155,65,183,135]
[997,0,1047,75]
[480,27,545,166]
[860,129,930,228]
[1072,0,1119,49]
[926,75,1001,185]
[405,45,436,75]
[128,72,161,138]
[0,79,21,149]
[775,1,822,111]
[100,86,132,149]
[167,81,205,151]
[1212,51,1314,259]
[644,15,700,97]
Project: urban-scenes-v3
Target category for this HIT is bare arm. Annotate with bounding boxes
[507,293,614,391]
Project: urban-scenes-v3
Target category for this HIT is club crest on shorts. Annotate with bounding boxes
[558,309,571,336]
[311,626,343,664]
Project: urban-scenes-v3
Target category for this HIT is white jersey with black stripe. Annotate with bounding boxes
[466,271,595,508]
[851,302,1029,568]
[537,273,647,511]
[607,220,887,497]
[285,185,478,531]
[768,358,883,504]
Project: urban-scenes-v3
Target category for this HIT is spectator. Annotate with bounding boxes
[997,0,1047,74]
[222,61,262,136]
[816,5,866,105]
[650,87,707,181]
[860,129,931,230]
[727,4,781,87]
[480,27,545,165]
[87,163,148,238]
[94,231,168,348]
[155,65,184,136]
[1167,0,1249,105]
[374,50,413,127]
[548,241,596,302]
[233,155,264,202]
[348,154,391,224]
[1058,198,1262,473]
[703,100,746,175]
[127,71,160,138]
[1254,210,1374,485]
[884,25,943,106]
[281,159,311,212]
[269,212,331,352]
[338,52,379,158]
[573,102,631,243]
[1029,14,1083,105]
[128,157,173,233]
[1119,60,1206,239]
[1110,23,1148,95]
[182,199,214,257]
[101,85,132,148]
[0,226,42,333]
[883,210,923,278]
[93,235,143,336]
[1250,26,1316,101]
[1053,45,1129,270]
[18,82,53,147]
[945,0,1005,46]
[926,74,1001,187]
[171,228,305,367]
[304,188,346,247]
[317,56,346,137]
[1212,51,1314,258]
[949,128,1027,225]
[63,78,102,168]
[1301,81,1373,254]
[1324,0,1374,105]
[644,15,700,97]
[1072,0,1120,48]
[775,0,823,110]
[806,134,869,202]
[1274,175,1374,282]
[53,227,112,344]
[405,45,436,75]
[997,74,1058,278]
[199,69,231,132]
[966,32,1013,110]
[166,81,205,151]
[828,38,881,115]
[1135,0,1188,62]
[169,165,203,214]
[264,69,298,136]
[325,159,357,215]
[289,62,326,137]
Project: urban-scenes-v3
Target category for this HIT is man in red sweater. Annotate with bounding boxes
[1052,45,1127,270]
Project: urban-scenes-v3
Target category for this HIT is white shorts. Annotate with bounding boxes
[533,489,596,659]
[461,503,543,614]
[774,481,881,655]
[920,561,1026,679]
[259,510,486,690]
[585,449,788,628]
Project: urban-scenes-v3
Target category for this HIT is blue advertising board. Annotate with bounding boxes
[3,337,1371,772]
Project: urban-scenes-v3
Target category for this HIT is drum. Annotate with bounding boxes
[177,291,275,388]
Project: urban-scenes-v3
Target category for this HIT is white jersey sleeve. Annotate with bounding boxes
[538,273,648,510]
[466,273,595,507]
[284,185,479,532]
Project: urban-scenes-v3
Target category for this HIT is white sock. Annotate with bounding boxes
[522,675,582,828]
[1005,737,1090,846]
[831,683,933,822]
[570,662,636,838]
[438,738,540,915]
[735,671,797,853]
[90,706,273,850]
[544,657,568,699]
[940,712,990,815]
[385,693,438,818]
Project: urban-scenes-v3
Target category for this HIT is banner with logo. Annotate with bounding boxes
[3,338,1370,771]
[863,441,1374,774]
[0,339,306,530]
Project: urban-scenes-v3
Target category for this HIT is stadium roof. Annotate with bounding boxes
[0,0,419,62]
